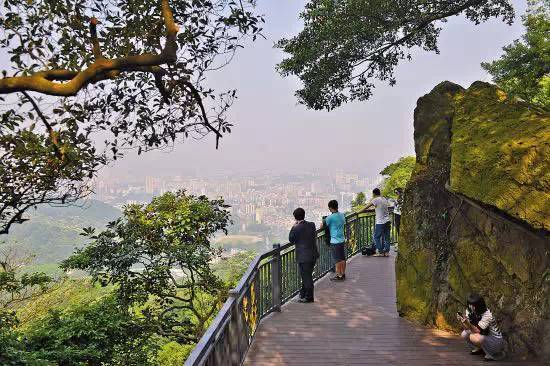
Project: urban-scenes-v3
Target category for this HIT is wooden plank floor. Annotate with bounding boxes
[244,253,539,366]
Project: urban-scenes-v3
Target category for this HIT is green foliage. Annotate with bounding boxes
[62,191,231,344]
[212,251,258,286]
[4,200,120,264]
[16,279,112,330]
[277,0,514,110]
[0,244,54,365]
[0,310,46,366]
[0,244,53,310]
[380,156,415,198]
[351,192,366,210]
[0,0,263,234]
[0,125,101,234]
[482,1,550,109]
[24,295,154,366]
[155,341,195,366]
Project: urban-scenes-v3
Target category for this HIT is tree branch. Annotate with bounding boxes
[358,0,485,64]
[20,91,62,158]
[179,80,223,148]
[90,18,103,60]
[0,0,179,96]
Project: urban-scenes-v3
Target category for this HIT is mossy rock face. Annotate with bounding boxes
[397,81,550,362]
[450,81,550,231]
[397,81,461,326]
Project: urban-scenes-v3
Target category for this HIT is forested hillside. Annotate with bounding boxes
[3,200,120,264]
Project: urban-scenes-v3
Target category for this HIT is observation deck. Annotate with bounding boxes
[185,213,540,365]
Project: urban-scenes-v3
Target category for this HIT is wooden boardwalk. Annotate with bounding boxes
[244,253,536,366]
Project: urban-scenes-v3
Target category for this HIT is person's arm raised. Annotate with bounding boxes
[359,201,375,214]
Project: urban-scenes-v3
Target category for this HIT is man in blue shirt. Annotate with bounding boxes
[321,200,347,281]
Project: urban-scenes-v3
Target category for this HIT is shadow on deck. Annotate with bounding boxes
[244,253,538,366]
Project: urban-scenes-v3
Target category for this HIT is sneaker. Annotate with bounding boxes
[470,348,485,356]
[341,274,346,280]
[297,298,314,303]
[330,275,345,282]
[373,253,384,257]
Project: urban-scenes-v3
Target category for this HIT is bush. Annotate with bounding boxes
[23,295,155,365]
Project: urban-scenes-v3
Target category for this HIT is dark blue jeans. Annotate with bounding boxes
[374,221,391,253]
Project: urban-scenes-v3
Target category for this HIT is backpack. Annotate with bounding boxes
[322,216,331,246]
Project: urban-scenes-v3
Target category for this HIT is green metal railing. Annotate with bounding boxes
[185,211,398,366]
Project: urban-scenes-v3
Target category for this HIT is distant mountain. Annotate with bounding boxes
[2,200,121,264]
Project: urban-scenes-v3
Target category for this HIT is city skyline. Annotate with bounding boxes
[93,171,385,243]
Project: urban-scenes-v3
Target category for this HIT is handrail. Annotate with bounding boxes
[185,211,397,366]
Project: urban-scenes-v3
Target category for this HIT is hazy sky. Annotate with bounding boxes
[4,1,530,179]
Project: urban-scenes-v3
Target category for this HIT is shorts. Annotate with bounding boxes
[461,330,505,356]
[331,242,346,262]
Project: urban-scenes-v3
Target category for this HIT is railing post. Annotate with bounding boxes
[227,289,242,366]
[271,243,282,312]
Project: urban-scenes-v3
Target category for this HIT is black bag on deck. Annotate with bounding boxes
[361,242,376,256]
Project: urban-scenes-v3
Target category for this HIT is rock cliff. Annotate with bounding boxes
[396,81,549,362]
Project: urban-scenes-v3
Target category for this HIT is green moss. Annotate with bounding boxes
[418,120,448,165]
[450,82,550,230]
[398,81,549,360]
[395,184,436,324]
[396,247,433,322]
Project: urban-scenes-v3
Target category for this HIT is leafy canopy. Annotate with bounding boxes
[23,295,154,366]
[0,244,54,366]
[482,0,550,109]
[380,156,415,198]
[62,191,232,343]
[351,192,366,210]
[277,0,514,110]
[0,0,263,234]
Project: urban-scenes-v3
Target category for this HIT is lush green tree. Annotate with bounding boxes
[62,191,231,343]
[154,341,194,366]
[0,245,53,310]
[0,0,263,234]
[276,0,514,110]
[482,0,549,109]
[351,192,366,210]
[0,310,45,366]
[24,295,154,366]
[380,156,415,198]
[212,251,258,286]
[0,244,53,366]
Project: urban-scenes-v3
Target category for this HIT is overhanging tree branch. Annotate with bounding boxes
[277,0,514,110]
[0,0,179,97]
[180,80,224,148]
[20,91,62,158]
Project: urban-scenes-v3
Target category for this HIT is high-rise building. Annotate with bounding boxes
[255,208,264,224]
[145,176,164,194]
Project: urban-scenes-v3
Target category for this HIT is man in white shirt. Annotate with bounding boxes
[388,187,403,235]
[360,188,391,257]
